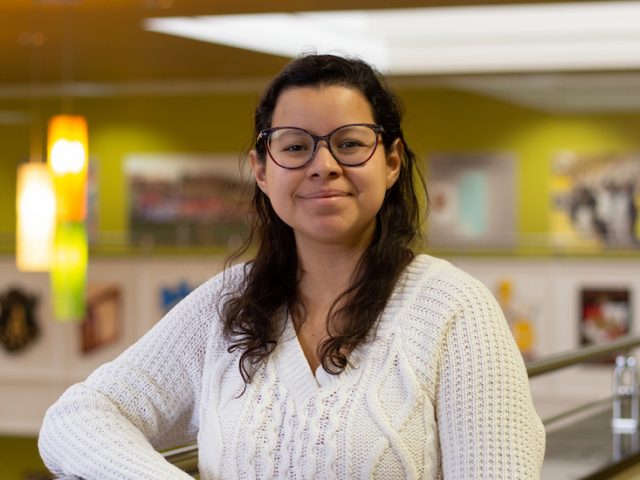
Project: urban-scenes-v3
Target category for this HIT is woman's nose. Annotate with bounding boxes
[306,142,341,178]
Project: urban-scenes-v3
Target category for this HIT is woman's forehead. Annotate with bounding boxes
[271,85,375,130]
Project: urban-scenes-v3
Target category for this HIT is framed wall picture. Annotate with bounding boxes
[124,153,251,249]
[0,287,39,354]
[426,152,517,249]
[579,287,631,361]
[551,152,640,250]
[80,284,121,354]
[159,279,195,315]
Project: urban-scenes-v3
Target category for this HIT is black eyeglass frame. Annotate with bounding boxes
[257,123,385,170]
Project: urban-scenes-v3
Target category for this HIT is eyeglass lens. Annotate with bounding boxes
[267,124,379,169]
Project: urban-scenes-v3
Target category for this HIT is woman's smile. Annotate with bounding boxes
[298,189,351,200]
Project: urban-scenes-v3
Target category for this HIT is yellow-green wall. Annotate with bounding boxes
[1,86,640,477]
[400,88,640,238]
[0,436,48,479]
[2,87,640,252]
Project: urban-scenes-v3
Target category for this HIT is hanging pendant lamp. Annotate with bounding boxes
[47,114,89,322]
[15,162,56,272]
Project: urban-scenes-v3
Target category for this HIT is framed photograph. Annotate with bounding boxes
[124,153,251,249]
[426,152,517,249]
[579,288,631,362]
[80,284,121,354]
[550,152,640,249]
[0,287,39,354]
[159,279,195,315]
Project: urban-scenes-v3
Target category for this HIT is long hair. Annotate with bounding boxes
[222,54,427,383]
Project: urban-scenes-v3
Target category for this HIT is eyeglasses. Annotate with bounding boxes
[257,123,384,170]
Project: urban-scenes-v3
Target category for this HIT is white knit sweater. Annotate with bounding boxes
[39,255,545,479]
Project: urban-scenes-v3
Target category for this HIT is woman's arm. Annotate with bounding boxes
[38,273,228,479]
[436,277,545,479]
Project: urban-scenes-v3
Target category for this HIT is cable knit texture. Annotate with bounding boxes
[39,255,545,479]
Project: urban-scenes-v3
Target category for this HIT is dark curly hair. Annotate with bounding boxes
[222,54,427,384]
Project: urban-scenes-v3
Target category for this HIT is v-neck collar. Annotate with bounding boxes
[268,254,426,408]
[272,317,364,408]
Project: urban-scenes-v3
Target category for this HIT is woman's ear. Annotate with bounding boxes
[385,138,403,189]
[249,150,268,195]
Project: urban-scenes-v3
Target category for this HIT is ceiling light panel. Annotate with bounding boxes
[144,2,640,75]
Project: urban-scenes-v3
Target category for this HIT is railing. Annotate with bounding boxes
[526,334,640,378]
[59,335,640,479]
[159,335,640,477]
[162,443,199,475]
[57,444,200,479]
[527,334,640,479]
[55,444,200,480]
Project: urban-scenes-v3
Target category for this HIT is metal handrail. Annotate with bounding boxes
[54,445,200,480]
[526,334,640,377]
[162,443,198,475]
[59,335,640,478]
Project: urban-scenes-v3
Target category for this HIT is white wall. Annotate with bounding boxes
[449,256,640,422]
[449,256,640,357]
[1,254,638,435]
[0,255,226,435]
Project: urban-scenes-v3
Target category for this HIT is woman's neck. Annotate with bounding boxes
[295,241,366,308]
[293,220,375,293]
[291,244,364,368]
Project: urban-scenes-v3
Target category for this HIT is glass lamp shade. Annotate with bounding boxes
[47,115,88,222]
[50,222,88,322]
[16,163,56,272]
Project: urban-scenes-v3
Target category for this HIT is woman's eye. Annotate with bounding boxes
[338,140,363,149]
[283,144,308,152]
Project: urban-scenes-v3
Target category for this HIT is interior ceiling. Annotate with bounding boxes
[1,0,639,113]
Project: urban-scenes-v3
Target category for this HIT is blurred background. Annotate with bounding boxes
[1,0,640,478]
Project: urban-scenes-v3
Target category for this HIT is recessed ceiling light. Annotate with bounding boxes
[144,2,640,75]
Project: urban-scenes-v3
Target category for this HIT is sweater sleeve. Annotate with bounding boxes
[435,271,545,479]
[38,271,232,479]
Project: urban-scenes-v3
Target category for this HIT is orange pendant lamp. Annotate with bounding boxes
[47,114,89,321]
[48,115,88,222]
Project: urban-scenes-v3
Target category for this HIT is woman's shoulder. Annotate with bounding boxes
[401,254,494,311]
[202,260,250,292]
[383,253,493,344]
[392,254,502,351]
[390,254,508,390]
[184,260,250,308]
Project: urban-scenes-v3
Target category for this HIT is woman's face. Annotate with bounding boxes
[250,85,402,250]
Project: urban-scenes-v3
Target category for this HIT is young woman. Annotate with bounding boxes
[39,54,545,479]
